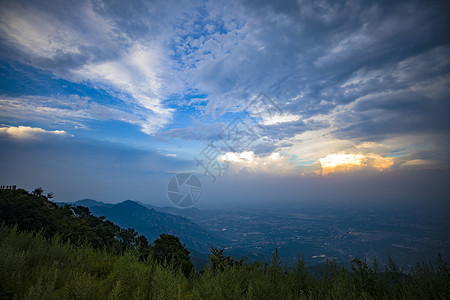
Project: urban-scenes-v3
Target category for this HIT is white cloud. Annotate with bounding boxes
[261,113,301,125]
[0,1,179,135]
[0,96,146,130]
[283,129,356,162]
[219,151,298,175]
[0,5,82,58]
[73,43,177,134]
[0,125,72,139]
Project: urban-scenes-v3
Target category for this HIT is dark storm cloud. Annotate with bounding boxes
[243,0,450,142]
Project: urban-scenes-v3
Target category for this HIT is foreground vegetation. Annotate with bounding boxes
[0,188,193,275]
[0,189,449,299]
[1,225,448,299]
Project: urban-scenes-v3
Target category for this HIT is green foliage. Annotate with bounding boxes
[208,245,247,272]
[0,188,151,258]
[0,224,156,299]
[151,234,194,277]
[1,223,449,299]
[31,187,44,197]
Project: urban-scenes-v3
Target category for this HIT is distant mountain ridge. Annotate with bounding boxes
[69,199,217,253]
[73,199,113,208]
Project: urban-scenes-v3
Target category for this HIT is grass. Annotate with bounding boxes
[0,224,448,299]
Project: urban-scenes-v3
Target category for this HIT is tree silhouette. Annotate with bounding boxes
[151,234,193,277]
[32,187,44,196]
[117,228,138,250]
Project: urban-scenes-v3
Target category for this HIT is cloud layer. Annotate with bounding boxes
[1,0,449,179]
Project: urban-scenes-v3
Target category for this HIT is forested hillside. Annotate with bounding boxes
[0,188,151,256]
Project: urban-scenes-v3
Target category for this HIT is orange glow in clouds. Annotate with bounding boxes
[319,153,394,175]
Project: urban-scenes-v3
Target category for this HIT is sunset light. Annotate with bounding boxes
[319,153,394,175]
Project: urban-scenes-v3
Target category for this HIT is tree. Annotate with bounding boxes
[136,235,149,249]
[151,234,193,277]
[271,248,282,268]
[208,245,246,272]
[117,228,138,250]
[136,235,151,261]
[72,205,92,218]
[32,187,44,197]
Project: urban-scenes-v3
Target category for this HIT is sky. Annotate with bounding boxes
[0,0,449,208]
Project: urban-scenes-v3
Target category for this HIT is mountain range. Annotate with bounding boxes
[69,199,217,254]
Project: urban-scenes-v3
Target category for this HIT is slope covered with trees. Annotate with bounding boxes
[0,188,151,256]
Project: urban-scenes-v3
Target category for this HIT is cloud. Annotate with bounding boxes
[277,128,446,174]
[0,95,147,130]
[159,122,227,141]
[167,0,449,176]
[260,114,301,126]
[0,0,449,176]
[319,153,394,175]
[0,0,181,135]
[0,125,72,139]
[219,151,298,175]
[72,43,177,134]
